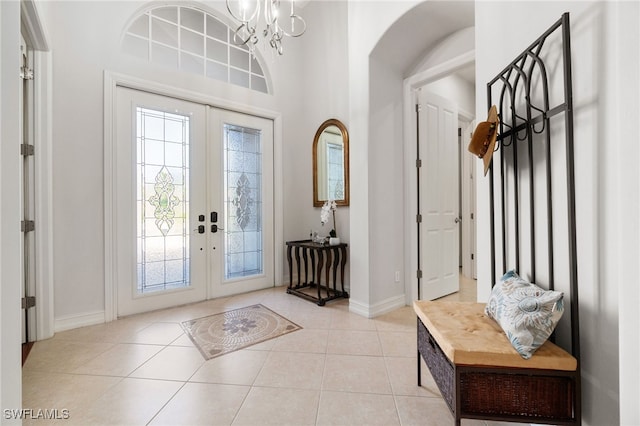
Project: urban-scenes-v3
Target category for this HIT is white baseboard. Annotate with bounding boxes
[349,294,406,318]
[54,310,105,333]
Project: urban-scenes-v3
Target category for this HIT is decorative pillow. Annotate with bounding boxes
[485,270,565,359]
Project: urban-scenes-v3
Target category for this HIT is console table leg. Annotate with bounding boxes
[302,248,309,284]
[340,245,348,296]
[325,250,332,300]
[287,245,293,290]
[294,247,301,287]
[317,250,324,305]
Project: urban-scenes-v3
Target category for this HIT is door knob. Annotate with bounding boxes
[454,217,462,224]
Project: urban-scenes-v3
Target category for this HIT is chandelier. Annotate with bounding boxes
[226,0,306,55]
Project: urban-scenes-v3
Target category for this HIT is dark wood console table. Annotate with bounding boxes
[285,239,348,306]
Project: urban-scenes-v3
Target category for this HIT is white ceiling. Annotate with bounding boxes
[371,1,475,75]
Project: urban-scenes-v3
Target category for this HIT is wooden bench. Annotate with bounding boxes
[415,301,579,425]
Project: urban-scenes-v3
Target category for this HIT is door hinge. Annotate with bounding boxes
[415,104,421,113]
[22,296,36,309]
[470,213,474,220]
[417,270,423,279]
[471,253,475,260]
[20,66,34,80]
[21,220,35,232]
[416,214,422,223]
[458,128,462,136]
[21,143,35,156]
[416,159,422,168]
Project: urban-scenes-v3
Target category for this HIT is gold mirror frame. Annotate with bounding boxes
[312,119,349,207]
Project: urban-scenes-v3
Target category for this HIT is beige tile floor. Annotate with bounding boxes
[23,275,515,426]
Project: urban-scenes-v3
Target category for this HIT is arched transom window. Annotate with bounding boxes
[122,5,269,94]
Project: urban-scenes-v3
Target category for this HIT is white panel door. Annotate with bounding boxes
[418,89,460,300]
[116,87,208,316]
[208,109,274,298]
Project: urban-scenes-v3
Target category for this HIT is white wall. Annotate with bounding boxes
[475,2,639,424]
[282,0,351,287]
[0,1,23,420]
[367,53,406,308]
[614,1,640,422]
[347,0,419,315]
[422,74,474,118]
[349,0,475,316]
[409,26,475,77]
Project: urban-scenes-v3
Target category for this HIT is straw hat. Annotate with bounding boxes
[468,105,500,176]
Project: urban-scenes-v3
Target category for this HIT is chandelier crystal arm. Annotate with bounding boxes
[226,0,306,56]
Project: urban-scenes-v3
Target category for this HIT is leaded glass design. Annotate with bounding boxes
[224,124,263,279]
[137,107,190,293]
[148,166,180,235]
[326,142,344,200]
[122,5,269,94]
[232,173,253,230]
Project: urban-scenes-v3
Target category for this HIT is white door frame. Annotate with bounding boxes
[22,0,55,341]
[104,71,284,322]
[402,50,475,305]
[460,119,477,279]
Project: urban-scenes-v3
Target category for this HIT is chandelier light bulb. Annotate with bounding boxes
[226,0,306,56]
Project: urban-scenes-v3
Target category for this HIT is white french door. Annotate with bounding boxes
[209,109,274,298]
[115,87,274,316]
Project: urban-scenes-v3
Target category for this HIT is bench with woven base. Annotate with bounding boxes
[415,300,580,425]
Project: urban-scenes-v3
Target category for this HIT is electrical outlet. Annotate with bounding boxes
[395,271,400,282]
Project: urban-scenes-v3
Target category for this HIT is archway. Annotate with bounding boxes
[365,1,475,311]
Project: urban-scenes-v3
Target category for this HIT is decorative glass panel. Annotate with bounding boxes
[122,5,269,94]
[224,124,263,279]
[137,107,190,293]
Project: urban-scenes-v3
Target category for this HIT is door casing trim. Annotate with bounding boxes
[104,71,284,322]
[402,50,475,305]
[21,0,54,340]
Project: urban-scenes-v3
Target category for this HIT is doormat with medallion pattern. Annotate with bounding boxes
[181,304,302,360]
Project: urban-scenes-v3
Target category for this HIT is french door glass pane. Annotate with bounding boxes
[137,107,190,293]
[224,124,263,279]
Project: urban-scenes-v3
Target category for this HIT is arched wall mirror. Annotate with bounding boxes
[313,119,349,207]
